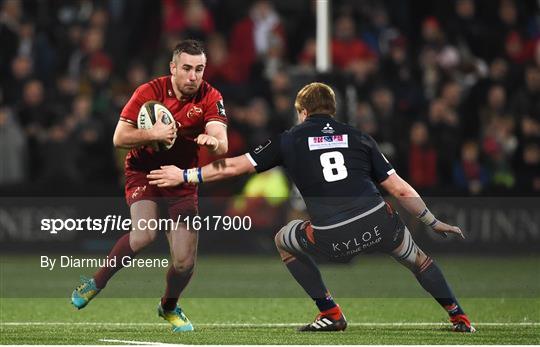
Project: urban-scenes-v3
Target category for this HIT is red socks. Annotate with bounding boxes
[160,265,194,311]
[93,233,137,289]
[319,305,343,320]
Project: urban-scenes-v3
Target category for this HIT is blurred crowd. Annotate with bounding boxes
[1,0,539,197]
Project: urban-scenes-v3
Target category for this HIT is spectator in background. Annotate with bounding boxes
[68,26,108,79]
[229,0,286,82]
[80,52,114,117]
[67,95,113,183]
[407,121,438,190]
[204,33,243,86]
[482,116,517,190]
[439,80,467,138]
[162,0,214,42]
[17,79,50,130]
[445,0,489,61]
[420,16,464,84]
[265,68,293,124]
[353,101,377,137]
[270,92,294,133]
[2,55,33,107]
[51,74,79,118]
[56,23,84,74]
[369,86,398,160]
[88,7,109,30]
[420,16,446,51]
[419,46,441,100]
[428,98,461,185]
[17,80,56,161]
[17,19,56,82]
[493,0,523,55]
[520,112,540,139]
[516,141,540,193]
[511,65,540,133]
[381,35,423,118]
[469,58,510,110]
[296,37,316,72]
[112,61,149,113]
[0,0,22,80]
[244,98,273,148]
[504,31,535,65]
[453,140,490,195]
[0,107,27,184]
[152,33,181,76]
[332,14,377,81]
[441,80,463,114]
[360,5,398,57]
[479,84,508,129]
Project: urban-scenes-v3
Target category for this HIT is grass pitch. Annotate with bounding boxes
[1,254,539,344]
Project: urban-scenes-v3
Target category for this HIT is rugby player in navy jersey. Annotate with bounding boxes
[147,82,475,333]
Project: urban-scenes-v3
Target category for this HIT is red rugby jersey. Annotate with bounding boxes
[120,76,227,173]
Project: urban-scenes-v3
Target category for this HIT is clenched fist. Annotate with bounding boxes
[195,134,219,151]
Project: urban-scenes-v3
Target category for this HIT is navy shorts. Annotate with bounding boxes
[295,202,406,263]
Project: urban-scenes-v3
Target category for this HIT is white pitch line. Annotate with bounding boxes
[99,338,175,345]
[1,322,539,327]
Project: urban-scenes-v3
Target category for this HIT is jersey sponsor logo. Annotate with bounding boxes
[216,100,226,117]
[331,226,381,253]
[187,105,203,118]
[322,123,335,134]
[254,139,272,154]
[308,134,348,151]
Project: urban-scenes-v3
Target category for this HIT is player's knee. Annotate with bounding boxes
[275,220,302,250]
[171,257,195,274]
[391,227,421,271]
[129,230,157,251]
[274,230,285,250]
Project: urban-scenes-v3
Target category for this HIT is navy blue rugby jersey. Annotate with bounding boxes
[246,114,395,228]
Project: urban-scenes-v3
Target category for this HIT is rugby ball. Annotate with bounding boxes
[137,101,176,151]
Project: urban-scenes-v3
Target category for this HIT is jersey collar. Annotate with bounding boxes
[306,114,333,121]
[166,77,176,99]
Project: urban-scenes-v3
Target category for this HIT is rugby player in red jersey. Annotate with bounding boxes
[71,40,228,332]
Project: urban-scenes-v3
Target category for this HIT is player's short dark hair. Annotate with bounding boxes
[172,39,205,61]
[295,82,336,116]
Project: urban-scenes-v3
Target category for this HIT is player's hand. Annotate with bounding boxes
[149,110,176,145]
[431,220,465,239]
[195,134,219,151]
[147,165,184,187]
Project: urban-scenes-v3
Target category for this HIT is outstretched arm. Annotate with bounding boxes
[146,154,256,187]
[380,173,464,238]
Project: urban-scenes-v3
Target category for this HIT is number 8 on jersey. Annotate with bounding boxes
[320,151,348,182]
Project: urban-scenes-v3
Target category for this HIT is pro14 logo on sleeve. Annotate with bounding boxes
[308,135,349,151]
[216,100,226,117]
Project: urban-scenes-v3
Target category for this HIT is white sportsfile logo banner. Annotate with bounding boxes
[308,135,349,151]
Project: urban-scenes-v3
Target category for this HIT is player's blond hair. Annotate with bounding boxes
[294,82,336,116]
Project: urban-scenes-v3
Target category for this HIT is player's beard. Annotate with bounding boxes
[180,82,199,96]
